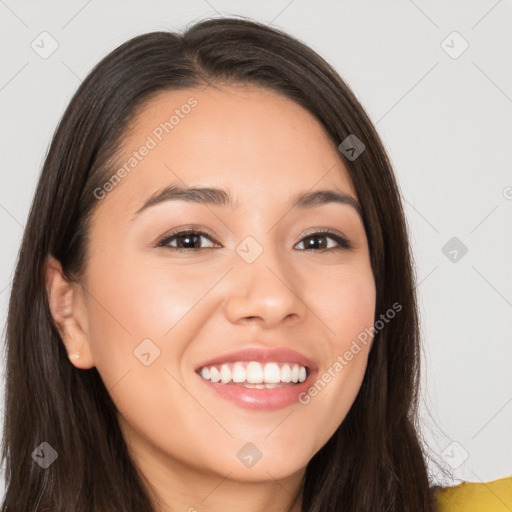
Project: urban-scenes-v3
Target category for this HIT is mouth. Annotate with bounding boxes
[193,346,318,410]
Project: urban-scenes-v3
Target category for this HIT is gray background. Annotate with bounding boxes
[1,0,511,497]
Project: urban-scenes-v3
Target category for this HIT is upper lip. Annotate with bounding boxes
[195,346,318,372]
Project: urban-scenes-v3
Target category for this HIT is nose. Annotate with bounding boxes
[223,243,308,328]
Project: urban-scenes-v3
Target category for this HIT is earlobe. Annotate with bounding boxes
[44,256,95,369]
[68,351,81,362]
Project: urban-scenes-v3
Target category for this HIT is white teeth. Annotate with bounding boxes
[197,361,309,385]
[263,362,281,383]
[232,362,246,383]
[209,366,221,383]
[246,361,264,383]
[280,364,292,382]
[291,364,299,383]
[220,364,231,384]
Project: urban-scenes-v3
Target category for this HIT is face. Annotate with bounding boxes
[51,84,376,490]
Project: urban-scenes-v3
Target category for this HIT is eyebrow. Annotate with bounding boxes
[131,185,363,220]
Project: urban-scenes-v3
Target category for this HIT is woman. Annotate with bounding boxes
[1,16,510,512]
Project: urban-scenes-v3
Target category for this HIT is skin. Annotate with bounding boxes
[46,84,376,512]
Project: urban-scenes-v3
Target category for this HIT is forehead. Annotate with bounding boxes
[96,84,357,217]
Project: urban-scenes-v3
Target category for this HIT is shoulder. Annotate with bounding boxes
[434,476,512,512]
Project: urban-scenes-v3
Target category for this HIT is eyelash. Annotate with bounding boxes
[157,228,352,252]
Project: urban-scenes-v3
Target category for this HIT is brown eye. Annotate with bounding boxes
[295,231,352,251]
[158,230,220,251]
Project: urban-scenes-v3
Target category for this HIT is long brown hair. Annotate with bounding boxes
[1,16,441,511]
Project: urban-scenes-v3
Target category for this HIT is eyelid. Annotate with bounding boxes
[297,227,352,250]
[156,228,222,250]
[156,225,220,247]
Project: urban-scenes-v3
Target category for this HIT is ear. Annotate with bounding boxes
[44,255,95,369]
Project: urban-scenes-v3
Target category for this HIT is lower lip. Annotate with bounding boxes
[196,370,318,411]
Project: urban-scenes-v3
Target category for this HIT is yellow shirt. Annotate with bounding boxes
[435,476,512,512]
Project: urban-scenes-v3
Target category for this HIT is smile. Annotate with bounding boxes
[197,361,308,387]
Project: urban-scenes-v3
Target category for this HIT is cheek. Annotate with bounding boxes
[85,254,199,343]
[297,262,376,441]
[82,247,227,397]
[309,262,376,343]
[81,251,180,384]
